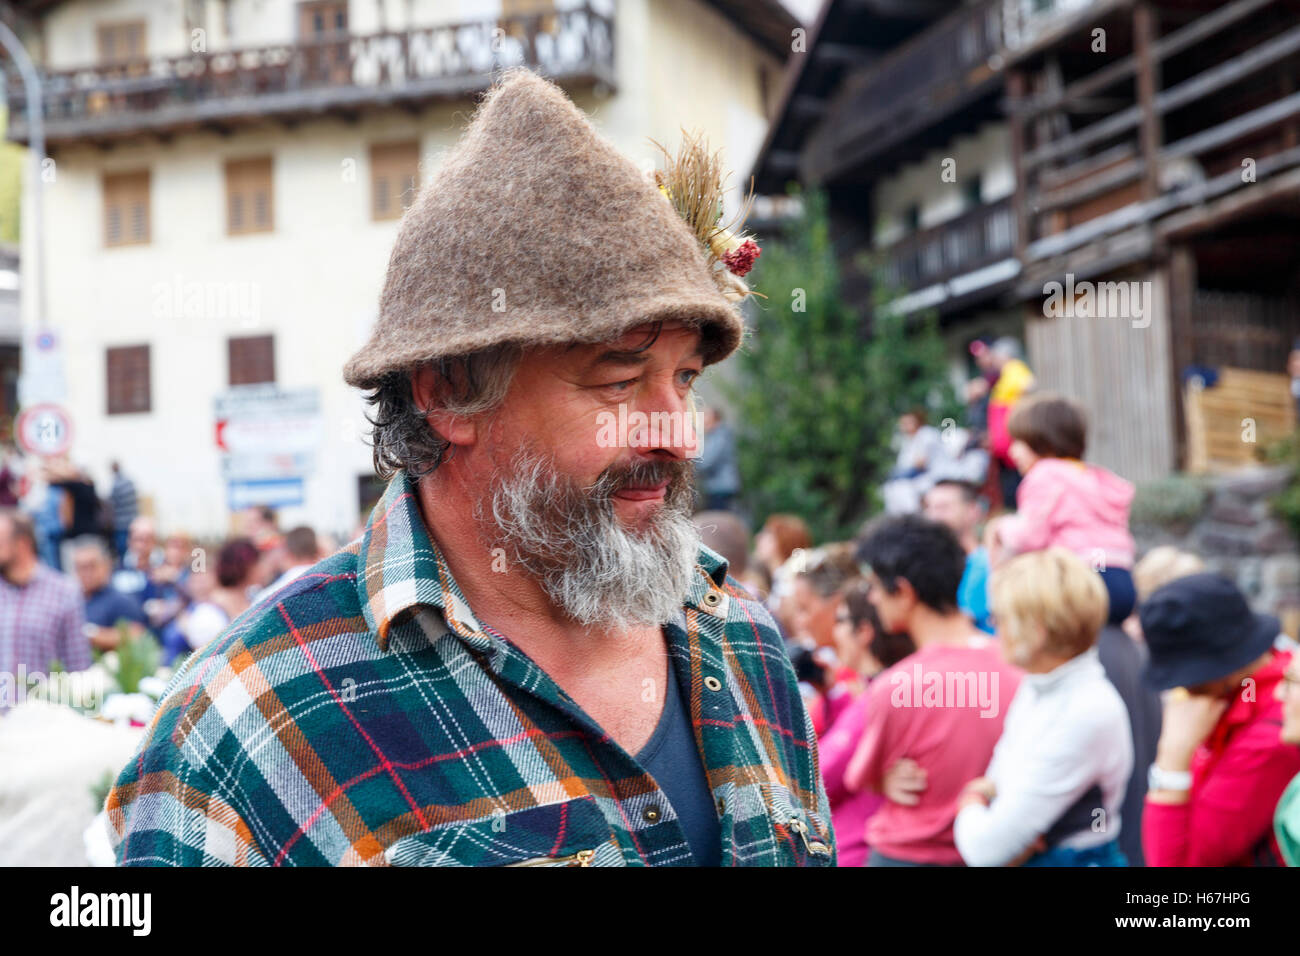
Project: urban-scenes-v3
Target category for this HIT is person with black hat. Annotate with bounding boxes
[1140,573,1300,866]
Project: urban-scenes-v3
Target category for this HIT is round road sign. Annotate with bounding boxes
[16,403,73,457]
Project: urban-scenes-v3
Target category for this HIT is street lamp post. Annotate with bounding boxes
[0,20,44,332]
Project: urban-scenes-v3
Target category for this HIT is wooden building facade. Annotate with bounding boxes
[753,0,1300,481]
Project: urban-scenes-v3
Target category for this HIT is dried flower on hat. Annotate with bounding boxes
[652,130,763,302]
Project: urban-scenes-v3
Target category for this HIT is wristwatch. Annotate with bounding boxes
[1148,763,1192,792]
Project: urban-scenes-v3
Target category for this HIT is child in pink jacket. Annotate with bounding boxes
[988,392,1137,624]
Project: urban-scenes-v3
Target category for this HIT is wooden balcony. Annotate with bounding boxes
[879,197,1018,310]
[5,5,615,146]
[1009,0,1300,289]
[802,0,1006,184]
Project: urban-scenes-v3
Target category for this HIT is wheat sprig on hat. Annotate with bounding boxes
[652,130,763,301]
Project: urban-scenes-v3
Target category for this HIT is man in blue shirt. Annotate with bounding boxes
[70,536,148,651]
[923,480,992,633]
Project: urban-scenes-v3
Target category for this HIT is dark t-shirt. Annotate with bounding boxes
[53,479,102,537]
[85,586,148,629]
[635,662,723,866]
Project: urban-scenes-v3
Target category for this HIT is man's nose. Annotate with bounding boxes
[628,382,699,461]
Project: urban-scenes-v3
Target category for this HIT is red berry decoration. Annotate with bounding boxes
[722,239,760,277]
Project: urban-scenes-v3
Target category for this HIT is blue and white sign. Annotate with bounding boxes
[227,477,305,511]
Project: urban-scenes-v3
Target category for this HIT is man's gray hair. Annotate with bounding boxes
[364,344,522,480]
[70,535,112,562]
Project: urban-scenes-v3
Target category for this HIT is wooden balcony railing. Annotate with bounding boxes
[881,197,1017,293]
[5,5,615,144]
[1011,0,1300,267]
[803,0,1006,183]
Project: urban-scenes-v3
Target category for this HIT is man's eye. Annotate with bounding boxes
[602,379,637,392]
[678,369,701,387]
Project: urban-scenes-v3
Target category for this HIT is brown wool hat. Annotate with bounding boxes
[343,68,746,390]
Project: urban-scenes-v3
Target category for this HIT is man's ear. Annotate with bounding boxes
[411,366,478,449]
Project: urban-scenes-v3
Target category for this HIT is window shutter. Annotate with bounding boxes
[369,142,419,221]
[106,345,151,415]
[228,335,276,386]
[97,21,146,64]
[225,157,274,235]
[103,171,151,247]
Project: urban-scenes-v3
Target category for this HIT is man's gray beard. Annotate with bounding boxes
[476,450,701,632]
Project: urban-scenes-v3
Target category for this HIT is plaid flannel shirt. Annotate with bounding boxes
[106,471,835,866]
[1,564,90,711]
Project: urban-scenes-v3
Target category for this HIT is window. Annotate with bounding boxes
[103,170,151,247]
[106,345,151,415]
[228,335,275,386]
[96,20,146,64]
[962,173,984,209]
[500,0,557,37]
[902,203,921,233]
[225,157,274,235]
[370,142,420,221]
[297,1,348,38]
[502,0,556,13]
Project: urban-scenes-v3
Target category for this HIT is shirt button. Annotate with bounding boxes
[716,797,725,816]
[643,804,661,823]
[702,591,721,608]
[704,675,723,692]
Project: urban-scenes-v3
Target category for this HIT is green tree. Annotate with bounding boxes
[723,190,958,542]
[0,106,22,243]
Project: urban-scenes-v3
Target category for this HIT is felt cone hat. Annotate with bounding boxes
[343,68,746,390]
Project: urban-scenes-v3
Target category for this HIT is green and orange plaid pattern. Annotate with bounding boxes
[105,470,835,866]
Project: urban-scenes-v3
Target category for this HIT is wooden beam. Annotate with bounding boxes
[1038,141,1138,191]
[1027,21,1300,171]
[1023,105,1141,169]
[1032,157,1146,214]
[1150,0,1279,62]
[1155,21,1300,118]
[815,43,879,67]
[1167,245,1196,469]
[1284,67,1299,149]
[1017,0,1279,122]
[1134,3,1162,201]
[766,149,801,172]
[1019,55,1135,123]
[1008,70,1029,261]
[789,95,828,119]
[848,0,952,18]
[1163,90,1300,159]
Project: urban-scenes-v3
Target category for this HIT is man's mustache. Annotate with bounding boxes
[591,457,694,498]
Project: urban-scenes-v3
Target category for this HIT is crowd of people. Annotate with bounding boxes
[2,378,1299,867]
[696,387,1300,867]
[0,448,339,707]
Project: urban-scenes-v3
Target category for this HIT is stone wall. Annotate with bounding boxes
[1132,465,1300,629]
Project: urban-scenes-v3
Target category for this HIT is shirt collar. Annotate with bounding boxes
[355,470,734,654]
[1022,645,1104,695]
[1216,648,1290,735]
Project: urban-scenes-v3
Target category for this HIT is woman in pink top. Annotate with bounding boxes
[819,581,916,866]
[988,392,1137,625]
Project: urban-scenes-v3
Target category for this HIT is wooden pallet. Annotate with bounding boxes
[1185,367,1296,473]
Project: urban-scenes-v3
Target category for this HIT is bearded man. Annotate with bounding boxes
[107,70,833,867]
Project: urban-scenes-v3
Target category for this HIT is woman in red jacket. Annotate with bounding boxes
[1140,573,1300,866]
